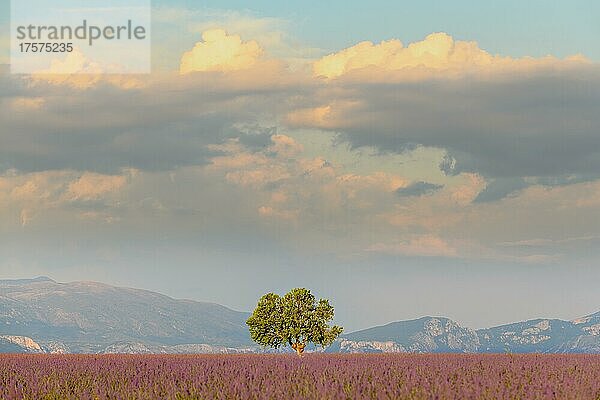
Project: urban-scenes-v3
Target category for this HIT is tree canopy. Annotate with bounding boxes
[246,288,343,355]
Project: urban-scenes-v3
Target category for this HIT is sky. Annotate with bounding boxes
[1,1,600,332]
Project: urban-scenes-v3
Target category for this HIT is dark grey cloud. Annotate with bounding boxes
[4,63,600,207]
[297,68,600,198]
[233,125,277,151]
[0,71,301,174]
[396,181,443,197]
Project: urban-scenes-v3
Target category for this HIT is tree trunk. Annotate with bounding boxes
[292,342,306,356]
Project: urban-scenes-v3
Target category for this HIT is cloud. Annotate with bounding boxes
[5,171,71,203]
[396,181,443,197]
[8,97,46,110]
[365,172,600,263]
[289,62,600,193]
[180,29,264,74]
[1,24,599,266]
[0,170,131,228]
[314,32,589,81]
[367,235,458,258]
[37,49,106,75]
[285,106,334,128]
[366,234,565,264]
[154,7,322,71]
[292,33,600,201]
[258,205,299,220]
[1,27,597,214]
[206,134,410,243]
[499,235,600,248]
[30,50,144,89]
[66,172,129,201]
[473,178,529,203]
[433,179,600,263]
[0,64,303,173]
[20,209,33,227]
[448,173,486,205]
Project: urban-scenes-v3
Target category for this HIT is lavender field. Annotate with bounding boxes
[0,354,599,399]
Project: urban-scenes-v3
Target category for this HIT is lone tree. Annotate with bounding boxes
[246,288,343,356]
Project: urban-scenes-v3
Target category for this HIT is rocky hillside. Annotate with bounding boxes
[332,317,479,353]
[0,335,43,353]
[478,319,582,353]
[337,313,600,354]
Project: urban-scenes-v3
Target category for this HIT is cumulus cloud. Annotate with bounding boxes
[180,29,264,74]
[314,32,589,81]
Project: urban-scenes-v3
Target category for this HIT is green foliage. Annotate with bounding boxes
[246,288,343,350]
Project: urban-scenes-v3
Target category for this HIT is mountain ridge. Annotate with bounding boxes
[0,277,252,353]
[0,277,598,354]
[340,312,600,354]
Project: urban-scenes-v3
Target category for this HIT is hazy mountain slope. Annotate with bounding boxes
[0,277,251,352]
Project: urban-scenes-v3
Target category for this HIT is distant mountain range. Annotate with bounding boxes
[0,277,598,354]
[334,313,600,354]
[0,277,252,353]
